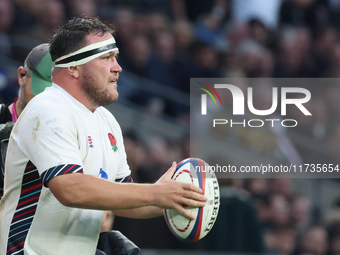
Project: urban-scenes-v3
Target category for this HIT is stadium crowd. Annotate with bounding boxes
[2,0,340,254]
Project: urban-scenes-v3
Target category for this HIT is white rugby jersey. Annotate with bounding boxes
[0,83,131,255]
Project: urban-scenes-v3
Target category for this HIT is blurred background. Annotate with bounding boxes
[2,0,340,254]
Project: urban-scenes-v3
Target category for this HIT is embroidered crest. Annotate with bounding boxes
[108,133,118,152]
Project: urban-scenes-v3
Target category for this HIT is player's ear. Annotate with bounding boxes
[67,66,80,79]
[17,66,26,87]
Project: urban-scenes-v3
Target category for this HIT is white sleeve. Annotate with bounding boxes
[17,105,83,185]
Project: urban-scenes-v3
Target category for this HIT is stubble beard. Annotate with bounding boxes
[80,65,119,107]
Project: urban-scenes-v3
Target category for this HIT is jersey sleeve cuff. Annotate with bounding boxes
[115,175,133,183]
[41,164,83,187]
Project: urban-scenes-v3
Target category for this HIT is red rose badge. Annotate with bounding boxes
[108,133,118,152]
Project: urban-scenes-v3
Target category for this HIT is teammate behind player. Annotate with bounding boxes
[0,44,54,199]
[0,44,54,124]
[0,17,206,255]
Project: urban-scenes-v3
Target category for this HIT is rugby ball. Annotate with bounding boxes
[164,158,220,242]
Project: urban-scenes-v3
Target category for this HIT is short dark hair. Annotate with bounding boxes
[49,16,115,62]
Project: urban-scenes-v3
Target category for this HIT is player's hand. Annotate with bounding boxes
[153,161,207,220]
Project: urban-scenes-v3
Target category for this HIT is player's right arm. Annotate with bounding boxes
[48,162,206,220]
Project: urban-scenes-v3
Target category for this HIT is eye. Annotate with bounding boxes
[101,54,111,60]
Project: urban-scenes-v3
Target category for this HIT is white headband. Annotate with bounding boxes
[54,38,118,68]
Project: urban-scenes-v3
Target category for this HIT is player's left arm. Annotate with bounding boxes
[112,206,163,219]
[112,175,163,219]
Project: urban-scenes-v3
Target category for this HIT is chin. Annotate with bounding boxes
[113,91,119,100]
[105,93,119,105]
[112,94,119,103]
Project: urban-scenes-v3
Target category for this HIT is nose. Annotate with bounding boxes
[111,59,122,73]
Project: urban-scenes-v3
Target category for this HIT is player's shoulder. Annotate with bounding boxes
[26,93,67,118]
[20,89,71,127]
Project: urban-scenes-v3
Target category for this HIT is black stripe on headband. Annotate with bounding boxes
[55,43,117,64]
